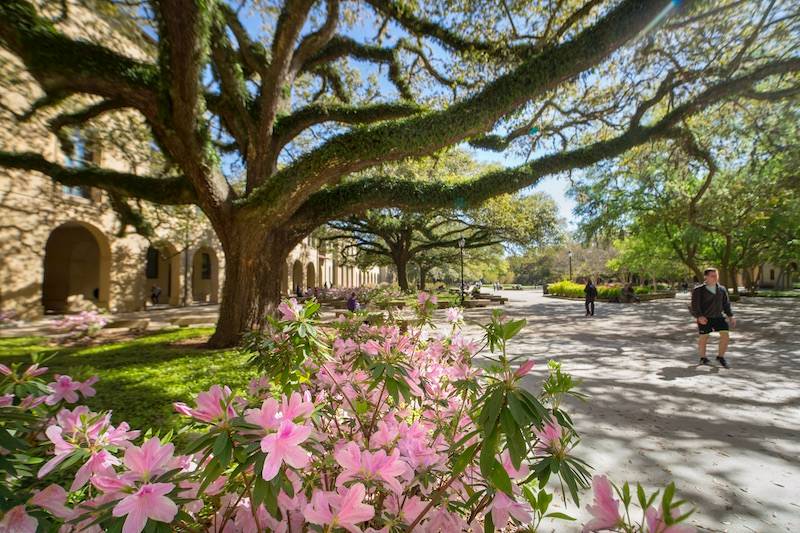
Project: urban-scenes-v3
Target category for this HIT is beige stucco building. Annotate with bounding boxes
[0,2,383,320]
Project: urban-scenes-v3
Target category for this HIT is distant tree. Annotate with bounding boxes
[324,190,561,291]
[573,100,800,290]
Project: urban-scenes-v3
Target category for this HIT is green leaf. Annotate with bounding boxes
[506,391,530,427]
[499,409,525,469]
[545,512,576,521]
[479,388,505,436]
[452,442,479,475]
[637,483,647,512]
[212,432,232,467]
[484,508,495,533]
[501,318,526,340]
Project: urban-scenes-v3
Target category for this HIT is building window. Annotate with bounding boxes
[145,247,159,279]
[63,130,97,199]
[770,269,775,280]
[201,253,212,279]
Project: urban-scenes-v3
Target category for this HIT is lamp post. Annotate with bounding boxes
[459,237,466,305]
[568,250,573,281]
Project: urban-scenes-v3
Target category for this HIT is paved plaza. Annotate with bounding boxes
[461,291,800,532]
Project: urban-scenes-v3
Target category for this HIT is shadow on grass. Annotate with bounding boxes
[0,328,257,431]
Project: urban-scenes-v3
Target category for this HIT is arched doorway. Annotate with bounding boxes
[292,260,304,293]
[42,221,110,313]
[145,243,180,306]
[192,247,219,304]
[306,262,316,290]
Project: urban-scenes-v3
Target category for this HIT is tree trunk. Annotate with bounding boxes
[394,256,410,292]
[418,265,430,290]
[208,227,291,348]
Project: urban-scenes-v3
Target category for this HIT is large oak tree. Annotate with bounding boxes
[1,0,798,345]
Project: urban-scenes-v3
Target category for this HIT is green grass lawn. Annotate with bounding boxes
[0,328,254,432]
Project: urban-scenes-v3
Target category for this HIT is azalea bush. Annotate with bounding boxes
[1,296,695,532]
[52,311,108,339]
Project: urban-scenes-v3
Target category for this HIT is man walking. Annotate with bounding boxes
[691,268,736,368]
[584,278,598,316]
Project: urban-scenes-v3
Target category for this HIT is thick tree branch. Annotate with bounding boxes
[0,0,159,112]
[364,0,532,58]
[270,101,424,157]
[47,99,127,152]
[248,0,685,221]
[302,36,413,99]
[291,0,340,76]
[0,151,197,204]
[289,58,800,230]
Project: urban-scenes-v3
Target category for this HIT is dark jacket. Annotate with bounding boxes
[584,284,598,301]
[691,284,734,318]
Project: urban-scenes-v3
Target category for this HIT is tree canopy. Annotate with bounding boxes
[1,0,798,344]
[572,99,800,289]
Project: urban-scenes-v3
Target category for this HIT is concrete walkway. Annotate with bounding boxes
[460,291,800,532]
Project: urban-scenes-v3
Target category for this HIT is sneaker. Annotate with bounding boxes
[699,357,711,366]
[717,357,730,369]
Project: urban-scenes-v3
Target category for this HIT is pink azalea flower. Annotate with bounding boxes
[645,506,696,533]
[335,441,408,494]
[514,359,535,378]
[0,364,10,375]
[582,475,622,532]
[426,508,469,532]
[29,483,73,519]
[45,375,81,405]
[0,393,13,407]
[173,385,236,425]
[77,375,99,398]
[385,494,426,526]
[278,298,302,321]
[72,449,120,490]
[22,363,48,377]
[122,437,175,482]
[445,307,463,323]
[500,450,530,480]
[233,498,273,533]
[304,483,375,533]
[490,491,533,528]
[247,376,270,398]
[19,394,46,410]
[111,482,178,533]
[38,426,76,478]
[104,421,140,447]
[91,473,133,495]
[281,391,315,421]
[534,421,563,454]
[260,420,312,480]
[244,397,282,431]
[0,505,37,532]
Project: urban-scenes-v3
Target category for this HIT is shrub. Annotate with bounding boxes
[1,297,695,532]
[52,311,107,338]
[547,281,621,299]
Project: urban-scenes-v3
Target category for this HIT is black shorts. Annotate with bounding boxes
[698,316,729,335]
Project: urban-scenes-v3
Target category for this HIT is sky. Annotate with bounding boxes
[468,146,578,229]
